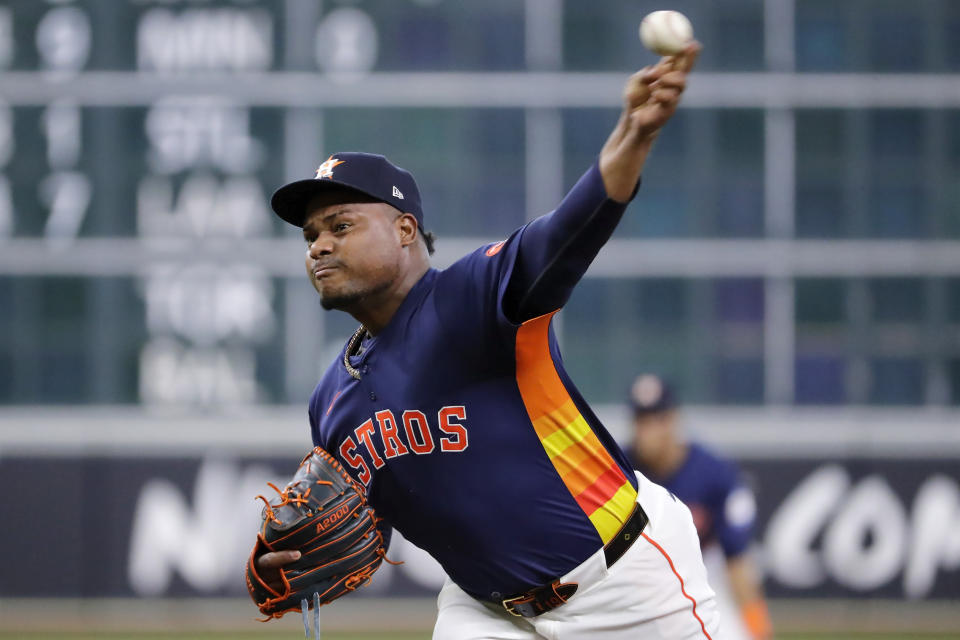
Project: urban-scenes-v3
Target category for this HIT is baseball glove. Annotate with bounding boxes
[246,446,388,619]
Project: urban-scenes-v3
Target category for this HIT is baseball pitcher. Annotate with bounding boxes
[249,44,719,639]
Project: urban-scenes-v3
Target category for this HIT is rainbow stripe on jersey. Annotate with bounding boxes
[515,311,638,543]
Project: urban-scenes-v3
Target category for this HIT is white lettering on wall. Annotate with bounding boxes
[765,466,960,597]
[139,338,264,406]
[0,99,10,238]
[137,174,269,237]
[128,458,278,595]
[144,99,265,175]
[141,263,275,345]
[39,171,92,248]
[315,8,378,75]
[0,8,12,69]
[0,101,12,168]
[904,475,960,598]
[41,101,81,169]
[822,476,906,590]
[0,176,12,239]
[36,6,91,73]
[765,465,848,589]
[137,8,272,72]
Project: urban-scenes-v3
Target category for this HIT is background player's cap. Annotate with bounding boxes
[271,152,425,231]
[630,374,676,415]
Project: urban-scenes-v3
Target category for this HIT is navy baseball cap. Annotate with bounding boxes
[629,374,676,415]
[271,152,424,230]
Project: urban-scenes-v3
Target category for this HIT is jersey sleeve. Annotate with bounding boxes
[712,466,758,558]
[435,159,639,338]
[502,160,639,322]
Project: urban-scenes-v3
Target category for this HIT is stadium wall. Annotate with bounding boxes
[1,407,958,602]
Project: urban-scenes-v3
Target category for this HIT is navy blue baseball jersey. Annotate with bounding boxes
[630,443,756,558]
[307,162,639,601]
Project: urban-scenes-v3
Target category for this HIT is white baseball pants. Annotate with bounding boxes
[433,471,721,639]
[700,545,751,640]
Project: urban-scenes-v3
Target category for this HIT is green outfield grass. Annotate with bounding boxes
[778,636,960,640]
[3,633,960,640]
[1,635,431,640]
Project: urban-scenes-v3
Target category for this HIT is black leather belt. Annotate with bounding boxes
[501,503,649,618]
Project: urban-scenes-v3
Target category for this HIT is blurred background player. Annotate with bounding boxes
[625,374,772,640]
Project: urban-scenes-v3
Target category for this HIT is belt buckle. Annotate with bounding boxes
[501,594,529,617]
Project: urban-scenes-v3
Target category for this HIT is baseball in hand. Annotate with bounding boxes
[639,10,694,56]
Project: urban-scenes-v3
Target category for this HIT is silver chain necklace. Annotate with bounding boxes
[343,325,368,380]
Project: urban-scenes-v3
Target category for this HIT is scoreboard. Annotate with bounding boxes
[0,1,547,406]
[7,1,955,409]
[3,2,306,407]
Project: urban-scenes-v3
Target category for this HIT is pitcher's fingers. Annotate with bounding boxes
[672,42,702,73]
[257,550,302,569]
[655,53,679,72]
[625,71,654,108]
[651,88,681,105]
[640,64,668,84]
[652,71,689,93]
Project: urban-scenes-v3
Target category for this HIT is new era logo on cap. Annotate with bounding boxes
[270,151,425,230]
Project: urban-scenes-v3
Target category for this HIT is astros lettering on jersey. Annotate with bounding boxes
[304,162,638,600]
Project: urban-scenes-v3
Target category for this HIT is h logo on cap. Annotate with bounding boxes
[271,151,426,231]
[315,156,344,180]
